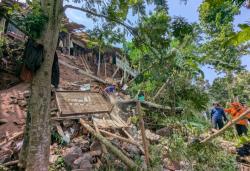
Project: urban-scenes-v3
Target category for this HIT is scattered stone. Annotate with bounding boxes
[9,98,18,104]
[123,143,140,156]
[63,120,75,128]
[63,146,83,168]
[90,141,102,152]
[137,129,160,142]
[74,153,92,170]
[156,127,173,137]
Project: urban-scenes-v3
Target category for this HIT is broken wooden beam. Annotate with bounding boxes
[79,119,138,169]
[201,109,250,143]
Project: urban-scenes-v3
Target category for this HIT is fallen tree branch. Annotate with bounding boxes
[201,109,250,143]
[79,119,138,169]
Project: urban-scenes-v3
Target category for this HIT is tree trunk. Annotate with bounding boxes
[19,1,63,170]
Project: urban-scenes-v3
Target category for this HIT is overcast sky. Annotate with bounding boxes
[18,0,250,83]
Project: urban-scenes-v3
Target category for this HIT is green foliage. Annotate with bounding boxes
[162,133,236,171]
[49,156,67,171]
[171,17,195,41]
[3,1,47,39]
[228,24,250,45]
[199,0,239,36]
[209,71,250,104]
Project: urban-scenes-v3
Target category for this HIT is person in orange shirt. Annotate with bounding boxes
[240,101,250,122]
[224,102,248,136]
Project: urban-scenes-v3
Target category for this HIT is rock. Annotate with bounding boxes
[73,153,92,170]
[18,100,27,107]
[71,137,89,152]
[9,98,18,104]
[63,120,75,128]
[23,90,31,98]
[137,129,160,142]
[90,141,102,152]
[156,127,173,137]
[49,155,59,164]
[0,119,8,125]
[123,143,140,156]
[63,146,82,167]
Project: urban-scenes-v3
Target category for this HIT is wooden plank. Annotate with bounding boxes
[55,91,112,117]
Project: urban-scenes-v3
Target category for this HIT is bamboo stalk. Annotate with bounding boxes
[93,121,108,154]
[99,129,139,146]
[79,119,138,169]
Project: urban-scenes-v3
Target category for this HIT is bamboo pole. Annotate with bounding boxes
[137,101,150,168]
[201,109,250,143]
[79,119,138,169]
[152,79,168,101]
[112,67,119,78]
[99,129,139,147]
[93,121,108,154]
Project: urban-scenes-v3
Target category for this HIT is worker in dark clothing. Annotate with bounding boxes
[211,103,228,129]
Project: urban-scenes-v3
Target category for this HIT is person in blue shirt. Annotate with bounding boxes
[104,84,116,93]
[211,102,228,129]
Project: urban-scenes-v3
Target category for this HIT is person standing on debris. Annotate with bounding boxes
[225,102,248,136]
[210,102,228,130]
[104,84,116,94]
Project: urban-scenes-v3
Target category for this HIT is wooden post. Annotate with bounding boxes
[137,101,150,168]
